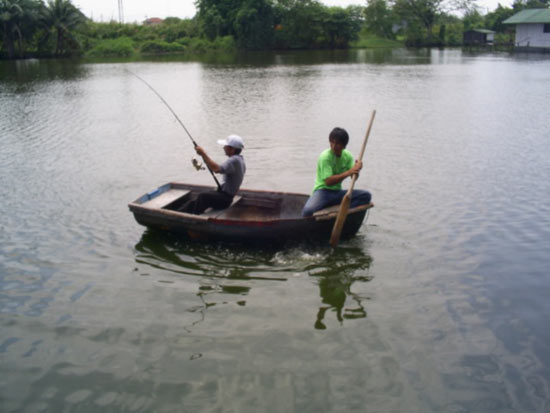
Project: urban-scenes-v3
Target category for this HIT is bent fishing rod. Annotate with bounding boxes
[128,70,221,190]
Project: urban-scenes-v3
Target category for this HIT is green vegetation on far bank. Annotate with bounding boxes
[83,34,237,59]
[2,0,546,60]
[351,31,403,49]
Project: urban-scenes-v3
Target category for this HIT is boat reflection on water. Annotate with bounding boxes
[133,229,374,330]
[133,229,289,281]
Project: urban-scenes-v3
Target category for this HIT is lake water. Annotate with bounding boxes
[1,49,549,412]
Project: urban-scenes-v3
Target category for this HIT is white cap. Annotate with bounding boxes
[217,134,244,149]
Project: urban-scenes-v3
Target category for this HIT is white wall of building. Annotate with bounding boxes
[515,24,550,48]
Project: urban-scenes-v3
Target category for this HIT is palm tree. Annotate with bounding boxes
[39,0,86,56]
[1,0,36,58]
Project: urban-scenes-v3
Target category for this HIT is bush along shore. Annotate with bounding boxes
[84,34,237,59]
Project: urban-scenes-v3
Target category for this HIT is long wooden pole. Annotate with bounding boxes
[329,110,376,247]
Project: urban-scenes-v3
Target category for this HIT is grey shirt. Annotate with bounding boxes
[219,154,246,196]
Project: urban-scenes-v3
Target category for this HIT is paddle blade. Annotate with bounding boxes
[329,195,351,247]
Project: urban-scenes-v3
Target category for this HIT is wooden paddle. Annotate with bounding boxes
[329,110,376,247]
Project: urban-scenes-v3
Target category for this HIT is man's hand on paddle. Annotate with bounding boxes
[350,160,362,177]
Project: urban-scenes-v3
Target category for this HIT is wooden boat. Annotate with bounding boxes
[128,182,373,243]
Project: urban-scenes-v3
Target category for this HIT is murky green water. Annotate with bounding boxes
[1,49,549,412]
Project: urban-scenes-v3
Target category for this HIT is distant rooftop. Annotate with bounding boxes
[503,8,550,24]
[143,17,164,25]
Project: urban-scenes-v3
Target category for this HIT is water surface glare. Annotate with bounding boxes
[1,50,549,412]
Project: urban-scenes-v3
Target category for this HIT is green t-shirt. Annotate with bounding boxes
[313,148,354,192]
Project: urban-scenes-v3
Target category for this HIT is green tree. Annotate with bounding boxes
[323,6,362,48]
[157,17,200,42]
[364,0,395,39]
[233,0,274,49]
[196,0,361,50]
[436,12,461,45]
[196,0,242,39]
[39,0,86,56]
[393,0,438,43]
[273,0,327,48]
[512,0,549,9]
[1,0,39,58]
[199,5,223,39]
[462,8,483,30]
[392,0,477,45]
[197,0,274,49]
[484,4,515,33]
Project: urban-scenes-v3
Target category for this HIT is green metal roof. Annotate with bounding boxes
[503,8,550,24]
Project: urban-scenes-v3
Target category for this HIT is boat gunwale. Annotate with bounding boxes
[128,181,373,225]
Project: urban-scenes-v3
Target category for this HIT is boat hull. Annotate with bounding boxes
[129,182,372,244]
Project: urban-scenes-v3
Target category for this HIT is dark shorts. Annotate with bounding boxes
[181,190,233,215]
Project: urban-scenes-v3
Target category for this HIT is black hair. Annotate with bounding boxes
[233,148,242,155]
[329,127,349,146]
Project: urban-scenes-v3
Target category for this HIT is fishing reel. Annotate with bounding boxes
[192,157,205,171]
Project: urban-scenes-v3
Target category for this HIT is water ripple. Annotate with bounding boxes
[2,53,550,412]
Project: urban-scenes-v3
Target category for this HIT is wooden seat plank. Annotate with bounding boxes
[143,189,190,209]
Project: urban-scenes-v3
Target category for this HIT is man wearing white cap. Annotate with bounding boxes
[182,134,246,215]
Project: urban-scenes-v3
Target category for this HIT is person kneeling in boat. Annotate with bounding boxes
[182,135,246,215]
[301,127,371,217]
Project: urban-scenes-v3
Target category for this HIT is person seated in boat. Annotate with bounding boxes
[181,135,246,215]
[301,127,371,217]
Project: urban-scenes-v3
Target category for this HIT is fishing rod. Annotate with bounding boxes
[128,70,221,190]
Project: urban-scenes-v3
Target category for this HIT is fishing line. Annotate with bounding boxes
[128,69,221,189]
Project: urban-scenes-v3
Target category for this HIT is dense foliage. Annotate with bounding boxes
[1,0,547,59]
[196,0,364,49]
[1,0,86,58]
[363,0,550,47]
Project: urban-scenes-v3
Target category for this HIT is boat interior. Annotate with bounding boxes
[133,183,362,222]
[144,186,307,221]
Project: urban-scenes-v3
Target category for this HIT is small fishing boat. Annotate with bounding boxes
[128,182,373,243]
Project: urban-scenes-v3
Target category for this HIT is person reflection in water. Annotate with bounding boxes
[315,274,367,330]
[181,135,246,215]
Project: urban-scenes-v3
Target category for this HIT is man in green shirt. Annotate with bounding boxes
[302,127,372,217]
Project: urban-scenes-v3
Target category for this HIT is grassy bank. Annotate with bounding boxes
[350,32,403,49]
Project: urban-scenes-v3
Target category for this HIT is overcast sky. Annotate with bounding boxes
[74,0,513,23]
